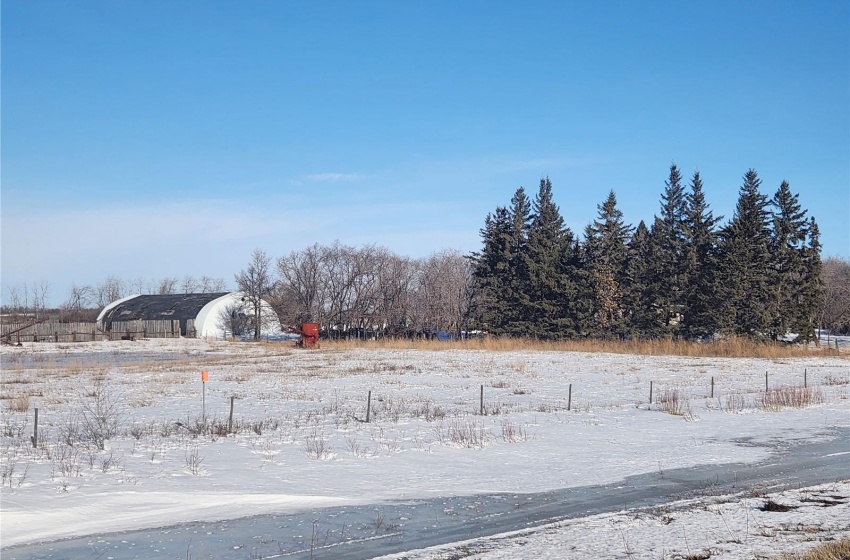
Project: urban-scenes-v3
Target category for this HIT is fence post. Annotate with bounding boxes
[228,396,235,433]
[765,371,769,392]
[804,368,807,389]
[711,377,714,399]
[649,380,653,404]
[568,383,572,411]
[31,408,38,448]
[480,385,484,416]
[365,390,372,423]
[201,371,208,422]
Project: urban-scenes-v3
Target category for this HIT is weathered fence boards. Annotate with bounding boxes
[1,319,195,343]
[110,320,189,338]
[0,322,104,342]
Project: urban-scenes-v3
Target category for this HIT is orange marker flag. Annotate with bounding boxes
[201,370,209,383]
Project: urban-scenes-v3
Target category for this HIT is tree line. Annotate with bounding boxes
[3,276,230,322]
[3,164,849,342]
[471,166,824,342]
[235,244,474,339]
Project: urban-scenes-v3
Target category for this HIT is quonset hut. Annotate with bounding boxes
[97,292,282,339]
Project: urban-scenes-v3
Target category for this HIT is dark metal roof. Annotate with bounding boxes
[100,293,230,330]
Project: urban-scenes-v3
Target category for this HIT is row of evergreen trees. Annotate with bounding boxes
[471,165,823,342]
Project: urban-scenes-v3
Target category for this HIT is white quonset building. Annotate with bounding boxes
[97,292,283,339]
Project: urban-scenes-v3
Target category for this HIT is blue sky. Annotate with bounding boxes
[2,0,848,306]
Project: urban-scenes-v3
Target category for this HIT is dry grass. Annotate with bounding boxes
[776,538,850,560]
[656,389,696,421]
[315,337,833,358]
[434,419,491,448]
[500,419,530,443]
[760,386,825,412]
[720,392,752,414]
[6,394,30,412]
[0,375,34,385]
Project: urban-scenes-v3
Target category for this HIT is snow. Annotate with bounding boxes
[1,338,848,556]
[375,481,850,560]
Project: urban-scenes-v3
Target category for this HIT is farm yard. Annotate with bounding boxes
[1,338,848,559]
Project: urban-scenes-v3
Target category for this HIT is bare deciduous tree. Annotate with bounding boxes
[200,276,228,293]
[96,276,126,307]
[348,244,382,337]
[820,256,850,335]
[157,277,178,295]
[411,250,475,337]
[374,250,415,337]
[63,284,93,310]
[31,281,50,318]
[129,277,148,295]
[4,285,23,312]
[181,275,199,294]
[59,283,98,321]
[216,300,250,339]
[275,244,325,326]
[271,243,476,339]
[235,249,275,340]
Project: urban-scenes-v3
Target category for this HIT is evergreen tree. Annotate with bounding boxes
[717,170,773,338]
[471,187,533,336]
[524,177,580,338]
[768,180,809,340]
[797,218,824,343]
[681,171,722,338]
[624,220,665,337]
[471,206,513,334]
[653,164,689,335]
[584,190,632,338]
[503,187,533,336]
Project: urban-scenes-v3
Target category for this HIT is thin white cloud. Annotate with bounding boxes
[304,172,365,182]
[0,196,478,306]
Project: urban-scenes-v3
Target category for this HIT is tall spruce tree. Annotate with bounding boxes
[797,217,824,343]
[652,164,689,335]
[768,181,810,340]
[624,220,665,337]
[471,206,513,334]
[717,169,773,338]
[584,190,632,338]
[525,177,580,338]
[682,171,722,338]
[504,187,533,336]
[472,187,534,336]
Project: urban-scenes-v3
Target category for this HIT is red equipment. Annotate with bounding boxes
[295,322,320,348]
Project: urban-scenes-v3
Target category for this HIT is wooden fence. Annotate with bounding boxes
[1,319,195,343]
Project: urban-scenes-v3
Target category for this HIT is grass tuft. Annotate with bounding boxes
[6,395,30,412]
[761,499,797,512]
[656,389,696,420]
[760,386,824,412]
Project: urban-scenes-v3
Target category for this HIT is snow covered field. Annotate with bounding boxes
[1,339,848,557]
